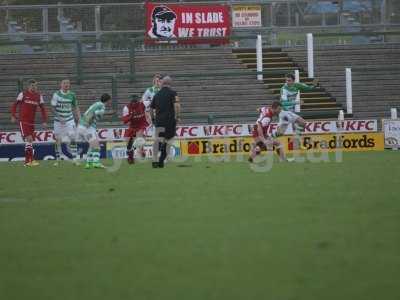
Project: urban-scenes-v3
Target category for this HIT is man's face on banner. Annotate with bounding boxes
[154,16,176,38]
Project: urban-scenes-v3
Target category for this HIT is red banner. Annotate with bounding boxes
[145,3,231,45]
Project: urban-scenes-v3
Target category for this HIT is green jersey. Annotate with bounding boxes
[80,101,105,129]
[280,83,315,111]
[51,90,77,122]
[142,85,160,110]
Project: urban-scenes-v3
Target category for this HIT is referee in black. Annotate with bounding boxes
[150,75,181,168]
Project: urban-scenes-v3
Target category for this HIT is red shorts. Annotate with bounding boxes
[124,125,147,138]
[19,121,35,139]
[252,129,267,140]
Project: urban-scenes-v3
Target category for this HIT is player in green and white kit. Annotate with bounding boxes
[142,73,162,111]
[77,93,113,169]
[277,73,319,137]
[51,79,80,166]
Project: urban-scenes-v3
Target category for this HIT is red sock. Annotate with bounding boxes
[127,149,134,164]
[25,143,33,163]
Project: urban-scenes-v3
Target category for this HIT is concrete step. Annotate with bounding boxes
[239,57,292,63]
[233,47,283,53]
[302,102,342,109]
[244,62,297,69]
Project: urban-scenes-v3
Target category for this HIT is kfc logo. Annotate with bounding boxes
[148,6,177,39]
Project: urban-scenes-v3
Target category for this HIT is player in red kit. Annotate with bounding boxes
[10,79,48,166]
[122,95,149,164]
[249,101,289,163]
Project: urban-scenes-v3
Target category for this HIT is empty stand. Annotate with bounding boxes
[284,44,400,119]
[0,48,274,129]
[233,47,344,119]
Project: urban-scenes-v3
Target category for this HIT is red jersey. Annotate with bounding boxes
[252,106,274,138]
[11,90,47,124]
[122,102,148,128]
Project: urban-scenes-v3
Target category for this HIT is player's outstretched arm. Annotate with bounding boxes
[10,92,23,123]
[104,109,117,116]
[296,80,319,92]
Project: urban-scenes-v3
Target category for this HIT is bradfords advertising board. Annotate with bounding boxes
[286,133,384,152]
[0,120,378,145]
[181,133,384,156]
[383,119,400,148]
[145,3,231,45]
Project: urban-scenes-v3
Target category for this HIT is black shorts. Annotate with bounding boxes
[155,120,176,140]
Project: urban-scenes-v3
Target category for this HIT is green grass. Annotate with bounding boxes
[0,152,399,300]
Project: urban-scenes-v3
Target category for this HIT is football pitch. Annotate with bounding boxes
[0,151,399,300]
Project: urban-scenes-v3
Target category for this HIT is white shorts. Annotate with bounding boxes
[143,99,152,112]
[279,110,301,126]
[77,124,98,142]
[54,120,77,142]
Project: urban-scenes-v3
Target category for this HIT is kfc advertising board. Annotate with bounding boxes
[145,3,231,45]
[0,120,378,145]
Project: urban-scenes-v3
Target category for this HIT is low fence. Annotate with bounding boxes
[1,0,400,48]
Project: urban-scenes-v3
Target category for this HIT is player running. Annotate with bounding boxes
[249,101,289,163]
[10,79,48,167]
[122,94,149,164]
[142,73,162,112]
[51,79,80,166]
[278,73,319,143]
[77,94,113,169]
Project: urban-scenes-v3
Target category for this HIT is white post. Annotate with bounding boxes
[294,69,300,82]
[307,33,314,78]
[337,110,345,131]
[256,34,263,81]
[95,6,101,51]
[390,108,398,151]
[294,69,301,113]
[391,108,398,119]
[42,8,48,38]
[338,110,345,121]
[346,68,353,115]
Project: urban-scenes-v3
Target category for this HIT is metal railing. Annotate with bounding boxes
[1,1,399,40]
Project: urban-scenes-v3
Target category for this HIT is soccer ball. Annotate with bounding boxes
[133,137,146,148]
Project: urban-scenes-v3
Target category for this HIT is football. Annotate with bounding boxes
[133,137,146,148]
